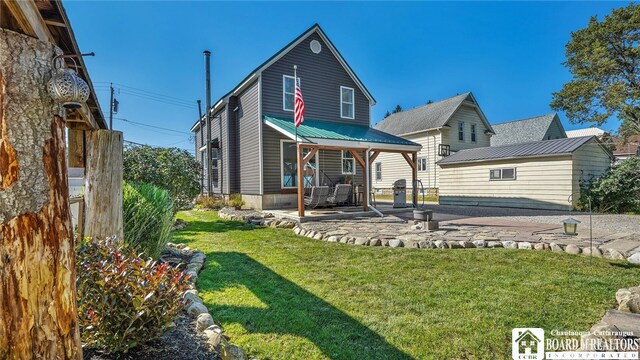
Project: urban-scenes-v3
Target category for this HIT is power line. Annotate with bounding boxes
[94,82,195,105]
[124,139,195,152]
[114,117,192,135]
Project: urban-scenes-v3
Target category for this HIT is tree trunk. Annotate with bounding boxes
[0,29,81,359]
[84,129,123,240]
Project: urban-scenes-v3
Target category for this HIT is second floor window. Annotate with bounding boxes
[471,124,477,142]
[283,75,296,111]
[341,86,354,119]
[458,121,465,141]
[342,150,356,174]
[417,157,428,171]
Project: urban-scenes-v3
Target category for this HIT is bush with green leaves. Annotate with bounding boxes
[76,237,188,353]
[123,145,201,210]
[194,194,225,210]
[123,182,174,259]
[580,157,640,214]
[229,193,245,209]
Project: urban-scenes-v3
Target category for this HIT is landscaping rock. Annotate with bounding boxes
[388,239,403,248]
[187,302,209,317]
[627,253,640,264]
[420,240,435,249]
[354,237,369,246]
[313,233,324,240]
[220,345,248,360]
[184,291,203,305]
[550,243,564,252]
[434,240,447,249]
[502,241,517,249]
[327,236,339,242]
[582,247,602,257]
[340,236,350,243]
[616,287,640,313]
[534,243,549,251]
[293,227,301,235]
[204,329,223,348]
[472,240,486,248]
[604,248,626,260]
[197,313,215,332]
[565,244,581,255]
[517,242,532,250]
[405,240,420,249]
[206,324,223,334]
[447,241,463,249]
[486,241,502,248]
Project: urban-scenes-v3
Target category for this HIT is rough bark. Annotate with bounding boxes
[84,129,123,240]
[0,29,81,359]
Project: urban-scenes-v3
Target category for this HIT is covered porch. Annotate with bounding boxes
[264,115,422,218]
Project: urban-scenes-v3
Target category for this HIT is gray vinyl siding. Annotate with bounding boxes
[544,118,567,140]
[237,80,261,194]
[317,150,364,188]
[262,125,288,194]
[261,32,370,126]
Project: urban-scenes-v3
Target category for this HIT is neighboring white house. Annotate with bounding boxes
[437,136,613,210]
[490,113,567,146]
[372,92,494,193]
[566,127,606,138]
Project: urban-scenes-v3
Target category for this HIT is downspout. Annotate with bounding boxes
[366,147,383,217]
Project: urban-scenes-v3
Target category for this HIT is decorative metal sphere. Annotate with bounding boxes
[47,67,90,109]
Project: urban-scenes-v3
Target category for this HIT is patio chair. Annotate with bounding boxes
[328,184,352,206]
[304,186,330,209]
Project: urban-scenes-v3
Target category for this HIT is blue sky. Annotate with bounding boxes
[65,1,629,153]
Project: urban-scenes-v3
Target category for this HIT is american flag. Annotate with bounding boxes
[294,77,305,127]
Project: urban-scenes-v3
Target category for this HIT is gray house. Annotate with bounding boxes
[191,24,421,213]
[490,113,567,146]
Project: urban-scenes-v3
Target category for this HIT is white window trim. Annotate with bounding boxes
[280,139,318,189]
[417,157,428,172]
[283,75,295,112]
[340,86,355,119]
[375,162,382,181]
[341,150,356,175]
[458,121,465,142]
[489,167,517,181]
[210,147,220,188]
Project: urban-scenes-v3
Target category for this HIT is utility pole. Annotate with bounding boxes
[204,50,212,194]
[109,82,114,129]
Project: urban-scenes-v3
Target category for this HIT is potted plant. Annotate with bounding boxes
[344,175,353,185]
[229,194,245,210]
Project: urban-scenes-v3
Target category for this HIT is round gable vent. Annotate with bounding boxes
[310,40,322,54]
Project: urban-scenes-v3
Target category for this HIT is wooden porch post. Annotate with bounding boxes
[363,150,369,211]
[297,143,305,217]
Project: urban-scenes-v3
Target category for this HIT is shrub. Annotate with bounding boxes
[194,194,224,210]
[123,182,174,259]
[580,157,640,213]
[77,237,188,353]
[123,145,201,210]
[229,193,245,209]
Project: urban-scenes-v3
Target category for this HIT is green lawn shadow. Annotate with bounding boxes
[200,251,413,360]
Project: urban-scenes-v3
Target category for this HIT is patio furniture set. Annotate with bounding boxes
[304,184,375,209]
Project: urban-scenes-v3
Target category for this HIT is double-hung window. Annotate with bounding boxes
[283,75,296,111]
[340,86,354,119]
[471,124,477,143]
[417,157,428,172]
[342,150,356,174]
[210,147,219,188]
[375,162,382,181]
[458,121,465,141]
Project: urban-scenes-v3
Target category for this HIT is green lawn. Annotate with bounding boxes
[173,211,640,360]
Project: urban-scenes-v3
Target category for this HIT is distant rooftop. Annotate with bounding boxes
[566,128,606,138]
[438,136,598,165]
[490,113,565,147]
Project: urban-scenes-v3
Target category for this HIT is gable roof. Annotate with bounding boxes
[438,136,610,165]
[490,113,564,147]
[373,93,494,136]
[191,24,374,131]
[515,330,541,343]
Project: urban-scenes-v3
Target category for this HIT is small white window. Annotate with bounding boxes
[283,75,296,111]
[342,150,356,174]
[458,121,465,141]
[489,168,516,181]
[210,147,219,188]
[471,124,477,143]
[340,86,354,119]
[417,157,428,172]
[375,162,382,181]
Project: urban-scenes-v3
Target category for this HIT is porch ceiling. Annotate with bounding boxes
[264,115,422,152]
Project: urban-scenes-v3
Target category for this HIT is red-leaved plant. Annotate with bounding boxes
[76,237,189,353]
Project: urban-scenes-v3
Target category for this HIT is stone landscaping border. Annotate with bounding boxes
[165,243,250,360]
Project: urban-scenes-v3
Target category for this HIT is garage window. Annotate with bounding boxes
[490,168,516,180]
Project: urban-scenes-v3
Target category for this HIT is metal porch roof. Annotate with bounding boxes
[264,115,421,149]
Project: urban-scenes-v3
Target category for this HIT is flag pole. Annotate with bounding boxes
[294,65,298,145]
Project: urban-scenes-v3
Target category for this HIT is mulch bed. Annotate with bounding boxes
[83,311,218,360]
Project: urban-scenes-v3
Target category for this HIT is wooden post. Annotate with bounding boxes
[0,30,82,359]
[84,129,124,240]
[297,143,305,217]
[67,128,85,168]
